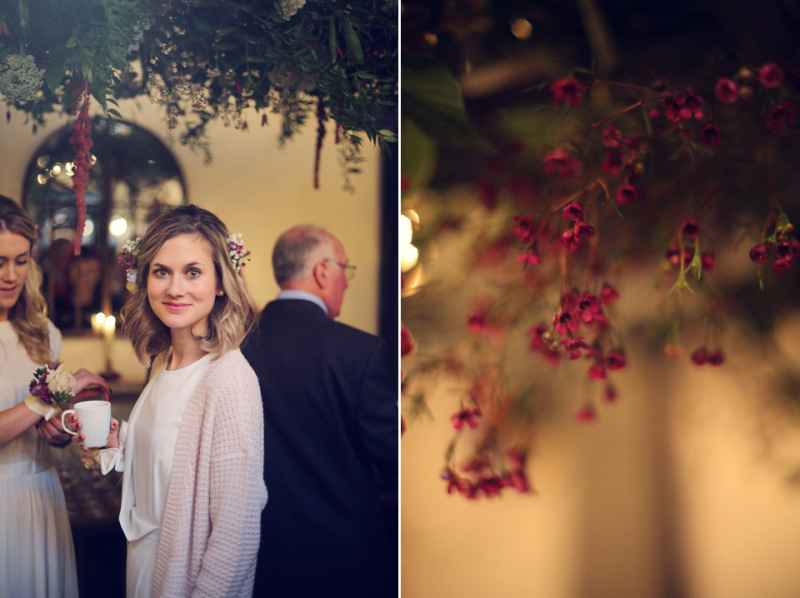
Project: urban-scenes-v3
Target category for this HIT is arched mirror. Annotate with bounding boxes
[22,117,187,334]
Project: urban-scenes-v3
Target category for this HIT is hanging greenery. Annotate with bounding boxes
[1,0,398,247]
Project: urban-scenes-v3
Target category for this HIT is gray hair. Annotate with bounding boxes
[272,224,333,285]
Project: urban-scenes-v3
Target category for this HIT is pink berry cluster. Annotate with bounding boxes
[441,449,530,499]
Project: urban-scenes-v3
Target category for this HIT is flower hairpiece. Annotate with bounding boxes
[227,233,251,274]
[118,237,142,285]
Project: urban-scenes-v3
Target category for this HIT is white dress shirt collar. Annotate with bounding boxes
[276,289,329,316]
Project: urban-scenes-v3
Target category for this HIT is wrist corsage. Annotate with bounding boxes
[25,363,76,421]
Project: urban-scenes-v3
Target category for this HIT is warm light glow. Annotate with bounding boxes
[91,312,105,334]
[83,219,95,237]
[109,217,128,237]
[36,173,48,184]
[65,162,75,176]
[102,315,116,333]
[400,214,413,247]
[50,163,63,176]
[401,243,419,272]
[510,17,533,40]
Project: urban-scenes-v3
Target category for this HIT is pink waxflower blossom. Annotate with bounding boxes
[401,324,416,358]
[601,126,624,148]
[574,221,595,240]
[605,350,627,370]
[604,385,618,402]
[715,77,739,103]
[554,308,579,335]
[615,184,638,205]
[518,251,540,266]
[513,215,537,242]
[749,243,771,264]
[766,102,795,133]
[451,407,482,430]
[690,348,707,365]
[575,405,597,422]
[701,251,716,271]
[560,230,582,251]
[699,123,721,147]
[759,63,785,88]
[551,77,585,107]
[601,150,624,175]
[663,95,686,122]
[774,258,792,275]
[588,363,606,380]
[468,312,486,332]
[600,283,619,304]
[707,350,725,366]
[562,202,585,221]
[681,219,700,239]
[683,89,704,120]
[543,148,580,179]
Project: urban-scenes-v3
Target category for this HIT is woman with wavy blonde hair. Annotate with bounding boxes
[0,194,110,597]
[92,204,266,597]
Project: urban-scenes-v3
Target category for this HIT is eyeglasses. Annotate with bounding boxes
[325,259,357,281]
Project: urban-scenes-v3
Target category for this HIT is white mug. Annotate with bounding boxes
[61,400,112,448]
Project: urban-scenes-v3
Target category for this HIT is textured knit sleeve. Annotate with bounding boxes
[192,358,267,597]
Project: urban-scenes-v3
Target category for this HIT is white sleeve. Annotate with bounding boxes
[47,320,62,362]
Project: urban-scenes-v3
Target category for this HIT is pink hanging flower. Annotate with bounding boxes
[681,219,700,239]
[600,283,619,304]
[551,77,585,107]
[616,184,638,205]
[562,202,585,221]
[575,405,597,422]
[683,89,704,120]
[759,63,785,88]
[543,148,580,179]
[588,363,606,380]
[699,123,721,147]
[601,125,624,148]
[766,102,795,133]
[601,150,624,175]
[714,78,739,103]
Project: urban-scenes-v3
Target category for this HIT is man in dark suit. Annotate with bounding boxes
[242,224,398,597]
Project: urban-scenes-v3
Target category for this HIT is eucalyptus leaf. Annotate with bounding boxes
[402,54,492,151]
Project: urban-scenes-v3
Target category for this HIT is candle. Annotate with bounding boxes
[91,312,105,335]
[102,315,116,343]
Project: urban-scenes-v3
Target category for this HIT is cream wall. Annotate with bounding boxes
[1,99,383,381]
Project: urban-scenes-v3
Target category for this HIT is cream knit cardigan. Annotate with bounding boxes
[150,348,267,597]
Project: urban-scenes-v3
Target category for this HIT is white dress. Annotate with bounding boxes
[101,353,212,598]
[0,320,79,598]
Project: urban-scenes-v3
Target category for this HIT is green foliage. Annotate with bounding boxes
[0,0,398,162]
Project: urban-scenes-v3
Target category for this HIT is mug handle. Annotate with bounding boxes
[60,409,80,436]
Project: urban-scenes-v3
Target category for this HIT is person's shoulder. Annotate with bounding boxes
[328,318,382,346]
[207,349,259,388]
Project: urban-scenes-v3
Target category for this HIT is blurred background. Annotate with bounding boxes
[401,1,800,596]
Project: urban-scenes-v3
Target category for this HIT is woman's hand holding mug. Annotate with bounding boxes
[61,401,113,449]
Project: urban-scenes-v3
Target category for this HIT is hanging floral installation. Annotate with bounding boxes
[401,1,800,500]
[0,0,398,250]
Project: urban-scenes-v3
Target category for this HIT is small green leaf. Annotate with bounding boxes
[342,21,364,63]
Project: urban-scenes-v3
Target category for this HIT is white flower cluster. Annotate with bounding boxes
[46,363,77,397]
[0,54,45,103]
[279,0,307,20]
